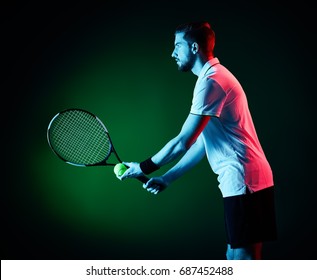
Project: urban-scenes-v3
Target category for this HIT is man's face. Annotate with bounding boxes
[171,32,195,72]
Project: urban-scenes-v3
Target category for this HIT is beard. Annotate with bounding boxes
[177,55,195,72]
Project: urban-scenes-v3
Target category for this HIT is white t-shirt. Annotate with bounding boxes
[190,58,273,197]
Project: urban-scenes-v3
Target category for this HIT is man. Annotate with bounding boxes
[120,22,277,260]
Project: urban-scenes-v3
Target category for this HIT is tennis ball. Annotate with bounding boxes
[114,163,127,177]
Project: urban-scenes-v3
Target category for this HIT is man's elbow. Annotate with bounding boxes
[184,137,199,150]
[178,137,195,152]
[173,135,189,154]
[174,131,199,154]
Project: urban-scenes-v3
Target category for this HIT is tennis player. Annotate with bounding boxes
[120,21,277,260]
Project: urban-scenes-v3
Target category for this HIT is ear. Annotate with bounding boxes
[191,42,199,54]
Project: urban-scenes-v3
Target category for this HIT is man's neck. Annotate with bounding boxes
[191,55,214,76]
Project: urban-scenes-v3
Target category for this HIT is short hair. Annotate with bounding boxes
[175,21,215,56]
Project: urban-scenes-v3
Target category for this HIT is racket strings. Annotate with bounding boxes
[49,110,111,165]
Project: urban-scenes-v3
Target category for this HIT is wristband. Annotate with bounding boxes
[140,157,160,175]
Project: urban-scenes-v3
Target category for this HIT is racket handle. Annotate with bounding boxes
[136,175,166,194]
[119,164,165,193]
[136,175,150,184]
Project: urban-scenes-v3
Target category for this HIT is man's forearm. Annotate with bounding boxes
[151,135,188,167]
[151,114,210,168]
[162,136,205,185]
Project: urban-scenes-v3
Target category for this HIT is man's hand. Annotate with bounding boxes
[143,176,168,195]
[118,162,143,180]
[118,162,167,195]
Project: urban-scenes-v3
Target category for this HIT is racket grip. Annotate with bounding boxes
[136,175,166,194]
[136,175,150,184]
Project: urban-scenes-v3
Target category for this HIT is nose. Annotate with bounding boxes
[171,49,177,58]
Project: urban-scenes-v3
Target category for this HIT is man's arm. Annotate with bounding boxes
[120,113,210,179]
[144,135,206,194]
[162,135,206,184]
[151,114,210,167]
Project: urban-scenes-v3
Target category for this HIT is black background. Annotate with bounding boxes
[3,1,315,260]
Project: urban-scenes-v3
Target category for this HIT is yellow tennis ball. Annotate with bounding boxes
[114,163,127,176]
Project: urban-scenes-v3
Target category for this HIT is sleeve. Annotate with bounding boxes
[190,78,227,117]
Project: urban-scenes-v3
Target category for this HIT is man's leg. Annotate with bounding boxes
[253,242,262,260]
[226,242,262,260]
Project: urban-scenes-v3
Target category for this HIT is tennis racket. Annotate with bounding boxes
[47,108,161,190]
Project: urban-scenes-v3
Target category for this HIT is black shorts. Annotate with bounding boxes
[223,186,277,248]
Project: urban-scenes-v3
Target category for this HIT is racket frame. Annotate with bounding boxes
[47,108,122,167]
[47,108,161,188]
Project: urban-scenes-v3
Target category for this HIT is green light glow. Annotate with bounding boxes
[6,4,312,259]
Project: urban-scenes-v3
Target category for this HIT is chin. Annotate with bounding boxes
[177,60,193,72]
[178,65,191,72]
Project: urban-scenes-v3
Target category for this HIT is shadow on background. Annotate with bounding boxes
[3,1,315,260]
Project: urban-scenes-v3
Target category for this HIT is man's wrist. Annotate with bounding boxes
[139,157,160,175]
